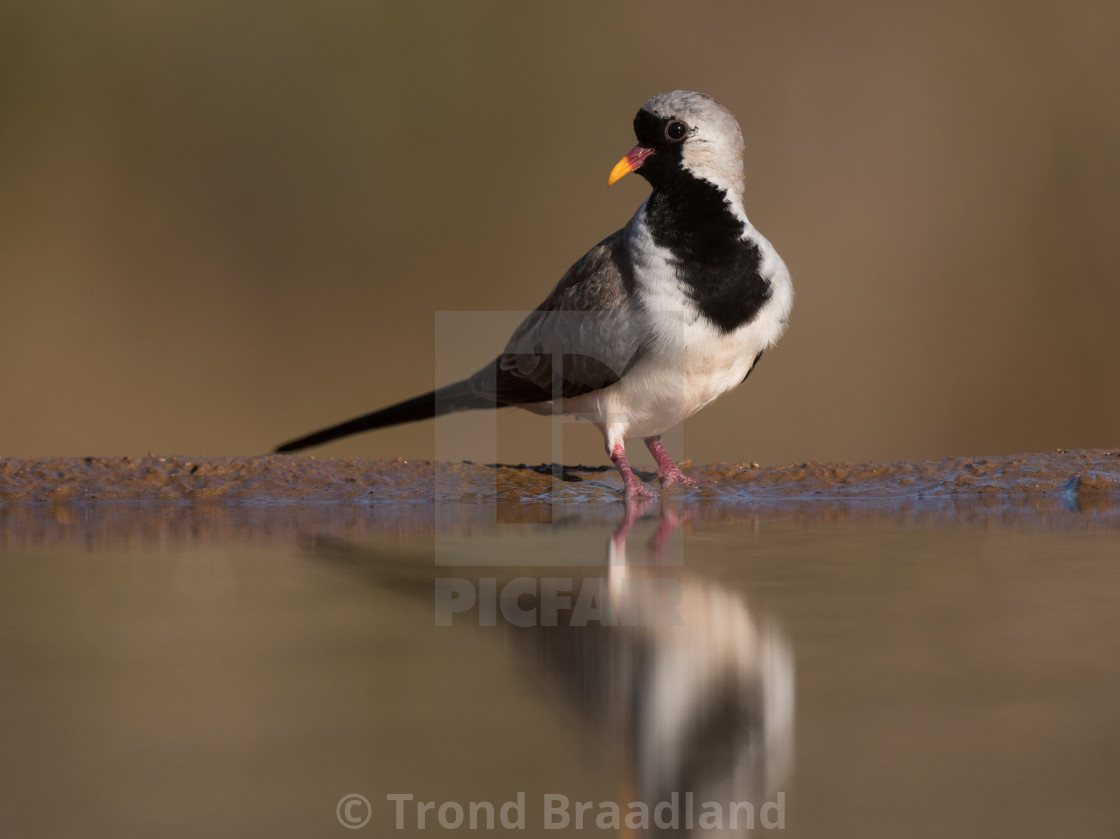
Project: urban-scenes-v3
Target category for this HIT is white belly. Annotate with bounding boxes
[560,316,767,439]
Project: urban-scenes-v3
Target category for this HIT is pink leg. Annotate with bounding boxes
[644,436,702,488]
[610,442,656,499]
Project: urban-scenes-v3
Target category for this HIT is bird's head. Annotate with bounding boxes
[608,90,746,199]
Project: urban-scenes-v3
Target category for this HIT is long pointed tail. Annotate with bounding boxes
[274,380,493,453]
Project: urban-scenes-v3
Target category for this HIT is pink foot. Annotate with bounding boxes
[610,443,656,499]
[662,469,703,489]
[644,436,704,488]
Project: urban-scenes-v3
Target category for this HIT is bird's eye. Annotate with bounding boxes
[665,121,688,142]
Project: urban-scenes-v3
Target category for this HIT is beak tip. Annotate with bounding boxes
[608,157,633,187]
[608,145,653,187]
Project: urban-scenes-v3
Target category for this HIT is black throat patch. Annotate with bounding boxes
[643,174,772,334]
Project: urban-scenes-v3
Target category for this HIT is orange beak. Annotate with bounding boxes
[608,145,655,185]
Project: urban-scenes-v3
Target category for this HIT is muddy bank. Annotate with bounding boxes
[1,449,1117,505]
[0,450,1118,547]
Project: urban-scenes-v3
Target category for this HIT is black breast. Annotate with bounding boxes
[643,175,772,334]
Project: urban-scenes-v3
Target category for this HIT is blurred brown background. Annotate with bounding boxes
[2,1,1117,467]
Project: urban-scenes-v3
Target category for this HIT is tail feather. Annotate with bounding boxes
[274,380,492,453]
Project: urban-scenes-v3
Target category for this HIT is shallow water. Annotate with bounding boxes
[1,499,1118,838]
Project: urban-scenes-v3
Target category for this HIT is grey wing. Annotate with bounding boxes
[469,230,645,405]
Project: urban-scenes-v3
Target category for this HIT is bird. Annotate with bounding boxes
[275,91,793,498]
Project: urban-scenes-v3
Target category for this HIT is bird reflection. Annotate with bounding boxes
[307,500,793,836]
[516,498,794,837]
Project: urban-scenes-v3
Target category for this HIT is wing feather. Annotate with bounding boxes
[469,230,645,405]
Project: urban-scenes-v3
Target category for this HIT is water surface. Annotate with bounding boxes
[1,498,1117,837]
